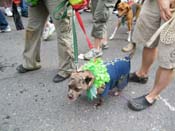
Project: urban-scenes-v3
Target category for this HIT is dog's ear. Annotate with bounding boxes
[84,72,94,87]
[117,2,122,9]
[85,76,93,85]
[126,4,131,12]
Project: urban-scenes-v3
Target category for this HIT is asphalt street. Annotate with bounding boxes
[0,11,175,131]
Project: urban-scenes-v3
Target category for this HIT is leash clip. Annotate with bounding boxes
[75,63,79,72]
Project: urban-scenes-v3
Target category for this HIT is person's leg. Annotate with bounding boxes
[90,0,102,50]
[92,0,110,49]
[146,20,175,103]
[129,47,158,84]
[3,0,13,17]
[20,0,28,17]
[91,0,108,49]
[91,0,98,18]
[146,67,174,103]
[128,66,174,111]
[0,10,8,30]
[46,0,74,82]
[3,0,8,8]
[42,17,55,41]
[137,47,157,77]
[7,0,12,6]
[17,0,48,72]
[84,0,110,60]
[128,1,175,110]
[129,0,161,83]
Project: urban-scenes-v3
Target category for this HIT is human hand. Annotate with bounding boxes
[170,0,175,8]
[157,0,172,21]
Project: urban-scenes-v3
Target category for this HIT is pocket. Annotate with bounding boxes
[94,2,110,22]
[104,0,115,8]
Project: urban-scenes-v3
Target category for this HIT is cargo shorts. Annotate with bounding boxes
[132,0,175,69]
[91,0,115,39]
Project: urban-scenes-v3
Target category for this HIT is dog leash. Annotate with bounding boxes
[72,10,79,69]
[53,0,93,70]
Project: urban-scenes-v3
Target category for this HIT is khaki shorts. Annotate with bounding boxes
[132,0,175,69]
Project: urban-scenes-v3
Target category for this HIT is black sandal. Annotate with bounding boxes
[16,64,41,73]
[129,72,148,84]
[53,74,70,83]
[128,94,156,111]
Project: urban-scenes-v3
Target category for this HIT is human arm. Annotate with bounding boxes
[157,0,172,21]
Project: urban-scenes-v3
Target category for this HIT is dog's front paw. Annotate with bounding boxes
[94,98,103,108]
[127,37,131,42]
[94,102,102,108]
[108,90,121,96]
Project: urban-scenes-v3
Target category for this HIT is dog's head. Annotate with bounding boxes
[117,2,131,17]
[67,71,94,101]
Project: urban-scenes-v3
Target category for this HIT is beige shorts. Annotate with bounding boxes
[132,0,175,69]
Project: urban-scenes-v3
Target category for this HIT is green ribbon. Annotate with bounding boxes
[86,85,97,100]
[72,10,78,65]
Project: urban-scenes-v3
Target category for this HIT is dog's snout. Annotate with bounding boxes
[68,94,73,100]
[113,10,118,15]
[68,84,71,89]
[68,84,74,90]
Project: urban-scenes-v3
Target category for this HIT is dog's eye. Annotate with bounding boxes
[79,79,85,84]
[82,79,85,84]
[68,85,73,89]
[119,9,123,11]
[70,78,75,81]
[74,88,81,92]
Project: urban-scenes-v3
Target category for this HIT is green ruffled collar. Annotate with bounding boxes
[82,58,110,100]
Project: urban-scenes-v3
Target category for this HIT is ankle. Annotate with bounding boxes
[93,47,102,52]
[136,71,148,78]
[145,94,157,103]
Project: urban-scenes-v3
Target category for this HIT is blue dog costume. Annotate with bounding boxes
[101,56,131,97]
[83,56,131,100]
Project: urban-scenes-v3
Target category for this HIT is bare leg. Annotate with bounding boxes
[102,31,107,45]
[136,47,158,77]
[146,67,174,103]
[93,38,103,51]
[4,0,12,8]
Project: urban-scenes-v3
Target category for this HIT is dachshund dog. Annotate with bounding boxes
[67,50,135,106]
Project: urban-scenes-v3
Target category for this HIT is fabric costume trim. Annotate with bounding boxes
[82,58,110,100]
[82,57,131,100]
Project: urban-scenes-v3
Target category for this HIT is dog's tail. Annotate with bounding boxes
[128,42,136,59]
